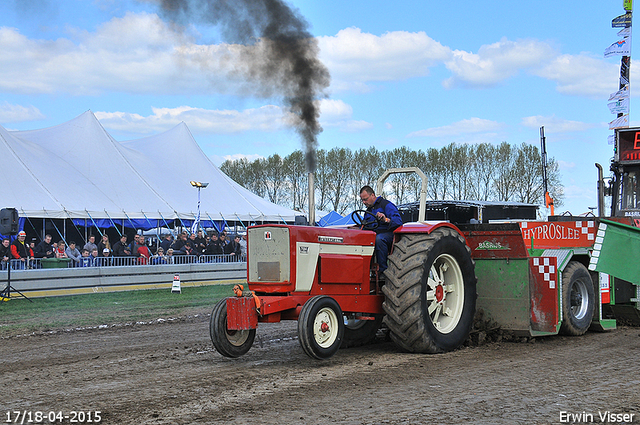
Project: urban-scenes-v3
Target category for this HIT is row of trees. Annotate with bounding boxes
[220,142,564,215]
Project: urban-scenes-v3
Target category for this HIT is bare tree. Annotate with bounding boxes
[494,142,519,202]
[262,154,286,204]
[219,142,565,215]
[513,143,544,204]
[283,150,307,211]
[313,150,332,211]
[325,147,353,213]
[468,144,497,201]
[350,147,385,210]
[418,148,446,200]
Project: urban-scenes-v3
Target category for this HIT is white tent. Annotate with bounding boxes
[1,111,301,228]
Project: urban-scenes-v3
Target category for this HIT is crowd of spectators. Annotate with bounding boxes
[0,229,247,270]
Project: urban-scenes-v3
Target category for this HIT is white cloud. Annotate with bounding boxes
[0,13,626,102]
[407,117,504,138]
[0,101,45,123]
[221,153,265,162]
[557,160,576,171]
[533,54,621,98]
[96,98,372,135]
[521,115,597,133]
[443,38,557,88]
[318,98,373,132]
[318,27,451,91]
[96,104,286,134]
[0,12,243,96]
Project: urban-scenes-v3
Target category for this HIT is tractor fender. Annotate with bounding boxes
[394,221,468,244]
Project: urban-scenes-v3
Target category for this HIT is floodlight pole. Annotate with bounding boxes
[190,181,209,234]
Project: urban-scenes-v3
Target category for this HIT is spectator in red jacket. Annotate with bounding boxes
[136,236,151,265]
[10,231,34,269]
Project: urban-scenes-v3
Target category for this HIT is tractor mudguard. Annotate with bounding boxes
[226,297,259,330]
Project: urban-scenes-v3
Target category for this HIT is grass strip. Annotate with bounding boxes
[0,284,234,337]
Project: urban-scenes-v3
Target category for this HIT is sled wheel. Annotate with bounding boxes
[209,298,256,358]
[559,261,595,336]
[341,315,383,348]
[298,296,344,360]
[382,228,477,353]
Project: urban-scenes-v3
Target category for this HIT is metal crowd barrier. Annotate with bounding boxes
[1,254,247,270]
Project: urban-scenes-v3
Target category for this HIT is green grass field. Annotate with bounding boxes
[0,284,234,337]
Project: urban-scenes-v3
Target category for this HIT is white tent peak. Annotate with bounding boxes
[2,111,301,224]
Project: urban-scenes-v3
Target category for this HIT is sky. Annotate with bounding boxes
[0,0,635,216]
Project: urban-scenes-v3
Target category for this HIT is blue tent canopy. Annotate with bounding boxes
[317,211,356,227]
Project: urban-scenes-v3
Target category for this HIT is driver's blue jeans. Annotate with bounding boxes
[375,231,394,274]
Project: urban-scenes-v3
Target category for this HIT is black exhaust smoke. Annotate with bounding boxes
[158,0,330,172]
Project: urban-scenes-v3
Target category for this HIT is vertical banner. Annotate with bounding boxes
[608,6,632,134]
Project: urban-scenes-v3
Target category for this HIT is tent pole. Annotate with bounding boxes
[23,215,40,242]
[158,212,177,238]
[206,213,220,233]
[234,214,247,232]
[123,211,138,234]
[142,211,161,242]
[104,210,122,237]
[66,212,86,246]
[49,218,67,246]
[85,210,104,238]
[219,215,228,234]
[174,212,191,235]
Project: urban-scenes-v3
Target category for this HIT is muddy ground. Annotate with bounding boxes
[2,312,640,425]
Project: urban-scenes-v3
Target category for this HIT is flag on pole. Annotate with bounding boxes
[608,97,630,114]
[604,37,631,58]
[612,12,632,28]
[617,27,632,38]
[608,85,629,101]
[609,114,630,129]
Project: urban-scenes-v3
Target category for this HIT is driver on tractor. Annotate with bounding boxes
[359,185,403,275]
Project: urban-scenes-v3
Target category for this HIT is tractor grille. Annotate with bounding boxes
[248,227,290,283]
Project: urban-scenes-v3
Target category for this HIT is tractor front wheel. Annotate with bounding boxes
[210,298,256,358]
[298,296,344,359]
[382,228,477,353]
[559,261,595,336]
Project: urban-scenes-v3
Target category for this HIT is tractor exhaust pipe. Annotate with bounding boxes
[596,163,605,217]
[308,172,315,226]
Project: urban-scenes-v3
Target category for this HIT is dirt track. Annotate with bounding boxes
[2,313,639,425]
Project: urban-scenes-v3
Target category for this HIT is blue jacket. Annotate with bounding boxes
[78,256,92,268]
[366,196,403,234]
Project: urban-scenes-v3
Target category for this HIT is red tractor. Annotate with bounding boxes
[210,220,477,360]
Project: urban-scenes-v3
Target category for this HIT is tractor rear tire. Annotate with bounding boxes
[210,298,256,358]
[341,315,383,348]
[382,228,477,353]
[298,296,344,360]
[559,261,595,336]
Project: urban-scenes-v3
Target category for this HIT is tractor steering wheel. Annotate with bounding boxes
[351,209,379,230]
